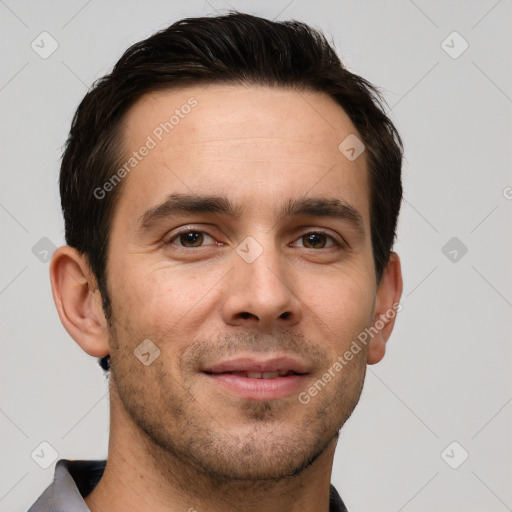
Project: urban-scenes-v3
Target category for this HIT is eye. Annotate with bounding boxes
[291,231,340,249]
[167,230,217,248]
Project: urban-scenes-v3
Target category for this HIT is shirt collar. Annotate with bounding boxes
[28,460,105,512]
[28,459,347,512]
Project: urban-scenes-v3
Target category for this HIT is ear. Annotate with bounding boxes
[49,246,110,358]
[367,251,403,365]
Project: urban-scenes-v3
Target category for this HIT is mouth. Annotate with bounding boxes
[201,356,310,400]
[204,369,302,379]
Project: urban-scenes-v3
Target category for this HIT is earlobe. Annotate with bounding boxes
[367,251,403,365]
[49,246,110,358]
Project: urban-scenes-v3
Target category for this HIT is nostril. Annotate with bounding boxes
[240,312,253,319]
[280,311,290,319]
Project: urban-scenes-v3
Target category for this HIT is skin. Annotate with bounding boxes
[50,84,403,512]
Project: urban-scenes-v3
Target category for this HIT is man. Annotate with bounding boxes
[29,11,403,512]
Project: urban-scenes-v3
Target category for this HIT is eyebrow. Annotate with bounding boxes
[138,193,365,237]
[138,193,242,230]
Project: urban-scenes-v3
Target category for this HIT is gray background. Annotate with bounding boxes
[1,1,511,510]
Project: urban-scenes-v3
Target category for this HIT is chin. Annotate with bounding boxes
[179,423,337,483]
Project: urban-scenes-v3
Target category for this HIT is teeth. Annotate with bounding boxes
[220,370,297,379]
[244,371,284,379]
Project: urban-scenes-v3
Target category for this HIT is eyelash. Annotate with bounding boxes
[166,229,345,250]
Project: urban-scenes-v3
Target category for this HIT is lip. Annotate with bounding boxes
[201,355,311,401]
[202,356,311,374]
[203,373,308,400]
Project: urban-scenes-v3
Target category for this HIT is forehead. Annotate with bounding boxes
[113,84,370,230]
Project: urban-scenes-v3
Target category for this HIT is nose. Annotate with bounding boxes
[221,241,302,332]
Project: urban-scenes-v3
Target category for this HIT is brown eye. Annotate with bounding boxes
[170,230,215,248]
[303,233,325,248]
[179,231,203,247]
[296,232,337,249]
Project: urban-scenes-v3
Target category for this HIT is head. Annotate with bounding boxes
[51,12,403,482]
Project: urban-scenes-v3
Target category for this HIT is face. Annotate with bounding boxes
[105,84,377,481]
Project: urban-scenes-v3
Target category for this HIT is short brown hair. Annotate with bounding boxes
[60,11,403,329]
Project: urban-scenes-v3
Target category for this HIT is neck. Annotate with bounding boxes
[85,381,337,512]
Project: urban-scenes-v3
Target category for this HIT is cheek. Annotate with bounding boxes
[109,262,222,343]
[297,268,375,352]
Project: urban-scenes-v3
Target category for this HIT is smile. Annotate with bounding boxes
[201,355,310,400]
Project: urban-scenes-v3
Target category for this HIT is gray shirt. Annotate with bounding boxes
[27,459,348,511]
